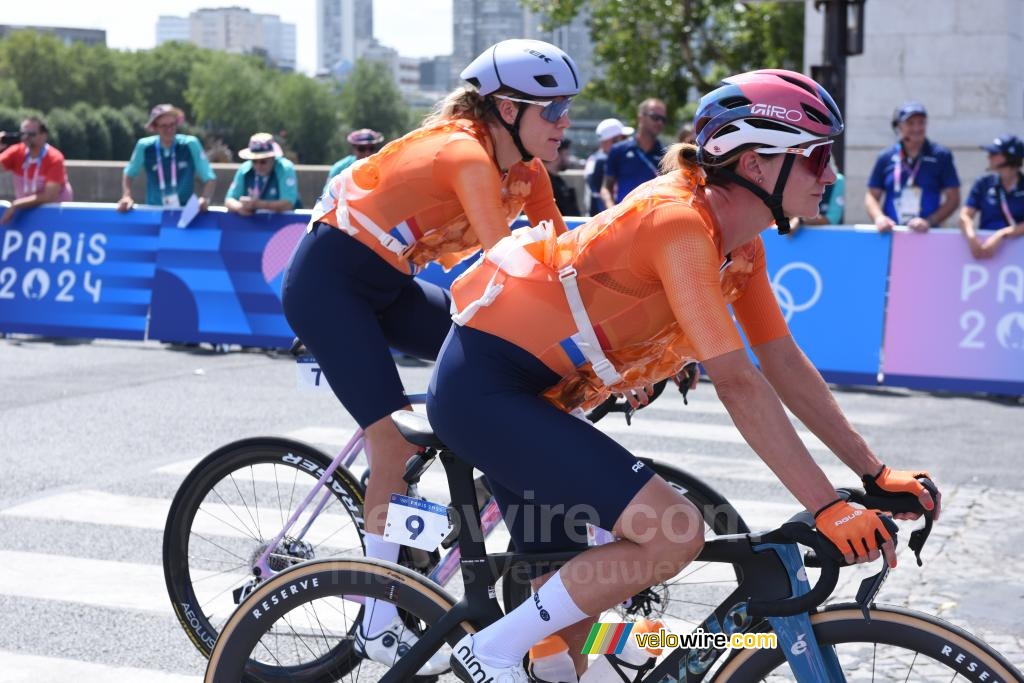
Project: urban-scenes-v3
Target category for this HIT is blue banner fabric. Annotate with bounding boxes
[0,205,161,339]
[761,227,891,384]
[148,210,307,347]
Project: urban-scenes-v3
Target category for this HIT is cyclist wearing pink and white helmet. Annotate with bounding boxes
[432,69,940,683]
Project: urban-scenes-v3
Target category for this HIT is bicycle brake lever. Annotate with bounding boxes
[855,563,890,620]
[623,404,634,426]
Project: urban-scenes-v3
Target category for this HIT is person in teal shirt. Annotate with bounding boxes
[117,104,216,211]
[225,133,300,215]
[322,128,384,194]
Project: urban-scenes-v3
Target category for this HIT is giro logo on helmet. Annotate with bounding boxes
[525,48,553,63]
[750,103,803,123]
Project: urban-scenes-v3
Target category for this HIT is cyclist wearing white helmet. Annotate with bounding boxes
[280,39,580,676]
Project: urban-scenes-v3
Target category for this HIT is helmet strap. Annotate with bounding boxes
[487,98,533,163]
[719,154,796,235]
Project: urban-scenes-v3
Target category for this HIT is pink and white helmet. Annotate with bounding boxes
[694,69,843,164]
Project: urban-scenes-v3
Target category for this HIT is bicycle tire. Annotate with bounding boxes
[163,437,367,662]
[502,459,750,633]
[204,557,471,683]
[714,604,1023,682]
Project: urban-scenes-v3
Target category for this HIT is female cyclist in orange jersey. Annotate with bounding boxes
[428,70,942,682]
[280,39,580,674]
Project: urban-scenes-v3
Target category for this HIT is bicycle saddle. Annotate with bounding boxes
[392,410,446,449]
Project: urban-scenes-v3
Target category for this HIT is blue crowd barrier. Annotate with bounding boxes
[1,203,1021,395]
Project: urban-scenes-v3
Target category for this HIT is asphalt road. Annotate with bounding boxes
[0,336,1021,680]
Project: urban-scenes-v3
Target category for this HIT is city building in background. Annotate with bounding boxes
[317,0,373,74]
[0,24,105,46]
[156,7,296,71]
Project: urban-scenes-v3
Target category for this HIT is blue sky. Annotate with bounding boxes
[3,1,454,74]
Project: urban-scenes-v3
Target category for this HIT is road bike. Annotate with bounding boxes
[203,409,1023,683]
[164,369,752,680]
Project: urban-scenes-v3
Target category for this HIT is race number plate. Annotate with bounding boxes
[295,356,330,392]
[384,494,452,552]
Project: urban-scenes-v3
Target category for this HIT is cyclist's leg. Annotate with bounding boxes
[429,326,704,673]
[378,275,453,361]
[281,223,430,648]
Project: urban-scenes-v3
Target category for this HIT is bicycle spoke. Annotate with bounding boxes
[205,488,265,543]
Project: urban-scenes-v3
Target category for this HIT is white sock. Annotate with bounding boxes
[362,533,401,636]
[472,570,588,668]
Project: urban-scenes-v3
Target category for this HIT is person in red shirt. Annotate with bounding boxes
[0,116,73,225]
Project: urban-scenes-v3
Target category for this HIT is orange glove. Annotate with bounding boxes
[863,465,939,516]
[814,499,896,564]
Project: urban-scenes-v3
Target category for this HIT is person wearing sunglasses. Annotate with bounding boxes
[0,116,74,226]
[600,97,668,209]
[225,133,299,216]
[323,128,386,194]
[432,69,939,683]
[281,38,580,676]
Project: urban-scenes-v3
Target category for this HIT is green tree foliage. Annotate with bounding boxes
[72,103,113,161]
[339,60,413,142]
[0,77,23,108]
[46,108,89,159]
[522,0,804,123]
[97,106,136,160]
[186,51,276,154]
[134,42,207,120]
[0,31,79,113]
[272,73,343,164]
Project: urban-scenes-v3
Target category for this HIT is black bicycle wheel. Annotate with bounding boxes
[205,558,471,683]
[502,459,750,636]
[715,604,1024,682]
[163,437,367,664]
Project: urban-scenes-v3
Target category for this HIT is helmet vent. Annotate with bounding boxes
[533,74,557,88]
[776,74,815,96]
[746,119,801,134]
[710,124,740,139]
[465,77,481,89]
[802,104,831,126]
[720,96,751,110]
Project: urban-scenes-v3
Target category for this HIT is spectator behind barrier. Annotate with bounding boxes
[601,97,667,208]
[225,133,300,215]
[865,101,960,232]
[789,157,845,233]
[117,104,216,213]
[323,128,385,194]
[959,133,1024,259]
[544,138,580,216]
[676,122,695,144]
[0,116,74,225]
[583,118,631,216]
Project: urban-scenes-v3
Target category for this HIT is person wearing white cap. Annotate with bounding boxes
[583,118,631,215]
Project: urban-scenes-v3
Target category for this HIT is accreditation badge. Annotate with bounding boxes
[895,186,922,224]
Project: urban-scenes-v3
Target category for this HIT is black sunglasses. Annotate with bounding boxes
[354,145,376,152]
[644,112,667,124]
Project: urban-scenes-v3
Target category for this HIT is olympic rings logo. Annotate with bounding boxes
[770,262,823,322]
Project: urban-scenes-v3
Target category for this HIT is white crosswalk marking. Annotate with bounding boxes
[0,651,201,683]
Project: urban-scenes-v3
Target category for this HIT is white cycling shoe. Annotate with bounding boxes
[451,634,530,683]
[353,616,451,676]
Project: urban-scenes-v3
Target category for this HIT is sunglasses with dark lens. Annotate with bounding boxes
[20,131,39,138]
[253,158,274,165]
[354,145,376,152]
[759,140,833,179]
[493,94,573,123]
[644,112,668,124]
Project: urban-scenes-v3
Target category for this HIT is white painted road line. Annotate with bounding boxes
[0,651,200,683]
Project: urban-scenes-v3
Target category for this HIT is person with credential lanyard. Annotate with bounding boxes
[0,116,74,225]
[865,101,960,232]
[117,104,217,212]
[429,69,940,683]
[601,98,667,208]
[225,133,300,215]
[960,133,1024,259]
[280,38,579,676]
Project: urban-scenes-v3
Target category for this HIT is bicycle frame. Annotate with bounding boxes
[250,393,501,587]
[381,447,852,683]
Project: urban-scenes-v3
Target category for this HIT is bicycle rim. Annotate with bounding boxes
[715,605,1023,682]
[163,437,367,663]
[205,558,468,683]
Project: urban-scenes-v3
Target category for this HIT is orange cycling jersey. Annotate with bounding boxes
[314,118,566,274]
[450,165,791,411]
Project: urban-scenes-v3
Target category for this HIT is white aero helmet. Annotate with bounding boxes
[461,39,580,98]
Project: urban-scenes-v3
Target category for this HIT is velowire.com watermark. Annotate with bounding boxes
[582,622,776,656]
